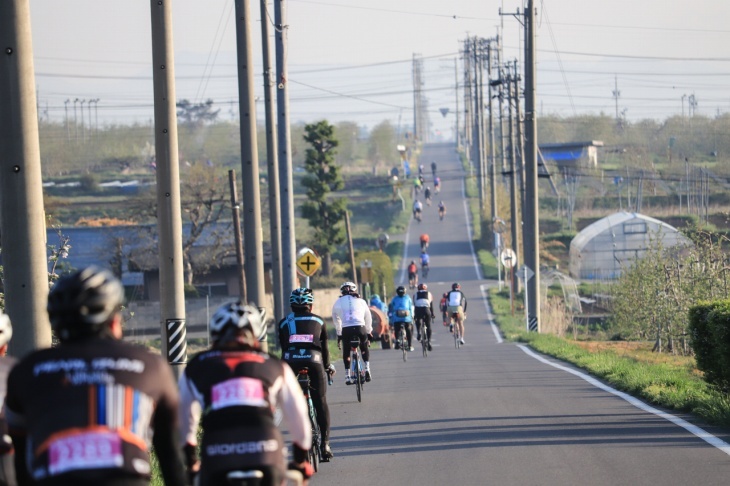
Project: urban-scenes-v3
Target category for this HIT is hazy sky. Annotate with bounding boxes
[27,1,730,140]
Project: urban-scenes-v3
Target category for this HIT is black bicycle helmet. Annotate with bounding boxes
[48,266,125,342]
[452,282,460,290]
[396,286,406,296]
[290,287,314,306]
[209,301,267,343]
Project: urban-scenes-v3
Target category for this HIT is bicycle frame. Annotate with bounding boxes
[296,369,321,470]
[349,338,365,402]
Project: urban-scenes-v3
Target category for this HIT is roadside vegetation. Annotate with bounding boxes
[488,287,730,427]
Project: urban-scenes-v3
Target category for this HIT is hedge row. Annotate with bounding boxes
[688,300,730,391]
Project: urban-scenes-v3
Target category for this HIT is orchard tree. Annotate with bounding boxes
[301,120,347,276]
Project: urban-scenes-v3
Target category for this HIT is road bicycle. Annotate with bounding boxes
[415,316,429,357]
[348,336,366,402]
[296,368,322,471]
[408,272,418,289]
[438,207,445,221]
[421,263,429,279]
[414,209,422,222]
[451,311,462,349]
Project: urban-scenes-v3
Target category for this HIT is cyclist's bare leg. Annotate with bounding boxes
[456,316,465,341]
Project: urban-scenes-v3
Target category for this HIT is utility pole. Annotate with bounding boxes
[260,0,284,322]
[524,0,541,332]
[79,99,86,143]
[612,75,620,123]
[507,69,520,298]
[0,0,53,355]
[150,0,187,369]
[454,57,460,149]
[471,38,483,211]
[487,40,498,249]
[228,170,247,302]
[514,61,525,211]
[274,0,297,297]
[345,211,357,287]
[73,98,79,142]
[234,0,266,319]
[477,39,488,213]
[64,99,70,142]
[463,40,472,167]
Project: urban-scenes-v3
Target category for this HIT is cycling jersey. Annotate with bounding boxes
[0,356,16,486]
[413,201,423,212]
[388,295,414,323]
[408,263,417,276]
[434,177,440,187]
[278,310,331,447]
[4,337,186,486]
[448,290,467,310]
[420,253,430,266]
[179,345,310,486]
[414,290,434,309]
[332,295,373,335]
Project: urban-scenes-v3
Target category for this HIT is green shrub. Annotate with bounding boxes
[689,300,730,391]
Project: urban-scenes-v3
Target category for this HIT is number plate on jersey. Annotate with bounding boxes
[212,377,266,409]
[48,431,123,475]
[289,334,314,343]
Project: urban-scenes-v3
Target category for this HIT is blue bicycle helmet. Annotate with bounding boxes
[290,287,314,306]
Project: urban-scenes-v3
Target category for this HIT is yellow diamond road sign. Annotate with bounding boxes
[296,248,321,277]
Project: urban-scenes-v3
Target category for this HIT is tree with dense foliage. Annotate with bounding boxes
[176,99,220,128]
[301,120,347,276]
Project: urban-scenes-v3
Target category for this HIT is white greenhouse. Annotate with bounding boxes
[569,212,690,280]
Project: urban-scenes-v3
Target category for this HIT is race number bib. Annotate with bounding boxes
[289,334,314,343]
[212,377,266,409]
[49,431,123,475]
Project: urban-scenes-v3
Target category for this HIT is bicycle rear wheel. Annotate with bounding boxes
[309,406,321,471]
[353,353,362,402]
[421,320,428,357]
[401,327,407,362]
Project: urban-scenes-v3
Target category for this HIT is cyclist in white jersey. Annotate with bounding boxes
[332,282,373,384]
[446,282,467,345]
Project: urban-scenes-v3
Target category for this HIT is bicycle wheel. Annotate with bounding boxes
[309,403,321,471]
[420,320,428,357]
[353,351,362,403]
[401,327,407,362]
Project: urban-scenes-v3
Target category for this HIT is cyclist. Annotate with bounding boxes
[413,199,423,222]
[424,186,432,206]
[413,177,422,196]
[420,250,430,278]
[369,294,388,314]
[0,313,15,486]
[447,282,468,345]
[332,282,373,384]
[388,286,414,352]
[180,301,313,486]
[438,200,446,221]
[279,288,336,461]
[413,284,435,351]
[439,292,450,331]
[419,233,430,252]
[431,161,437,179]
[418,164,424,177]
[4,266,187,486]
[434,176,441,194]
[407,260,418,289]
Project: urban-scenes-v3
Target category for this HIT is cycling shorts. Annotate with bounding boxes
[408,272,417,280]
[447,305,464,321]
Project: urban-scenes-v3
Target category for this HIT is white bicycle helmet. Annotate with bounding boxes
[0,313,12,348]
[340,281,357,295]
[209,301,267,342]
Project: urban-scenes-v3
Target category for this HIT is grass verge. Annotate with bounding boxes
[489,287,730,427]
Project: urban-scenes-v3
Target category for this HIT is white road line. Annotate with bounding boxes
[480,284,503,344]
[461,179,483,281]
[517,344,730,457]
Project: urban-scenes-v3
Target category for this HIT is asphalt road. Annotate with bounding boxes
[313,143,730,485]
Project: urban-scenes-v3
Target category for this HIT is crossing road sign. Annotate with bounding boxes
[517,264,534,282]
[296,248,321,277]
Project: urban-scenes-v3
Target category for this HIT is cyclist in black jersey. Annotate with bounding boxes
[179,301,313,486]
[278,288,336,461]
[3,266,187,486]
[0,313,16,486]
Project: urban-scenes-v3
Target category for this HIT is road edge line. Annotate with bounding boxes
[517,344,730,456]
